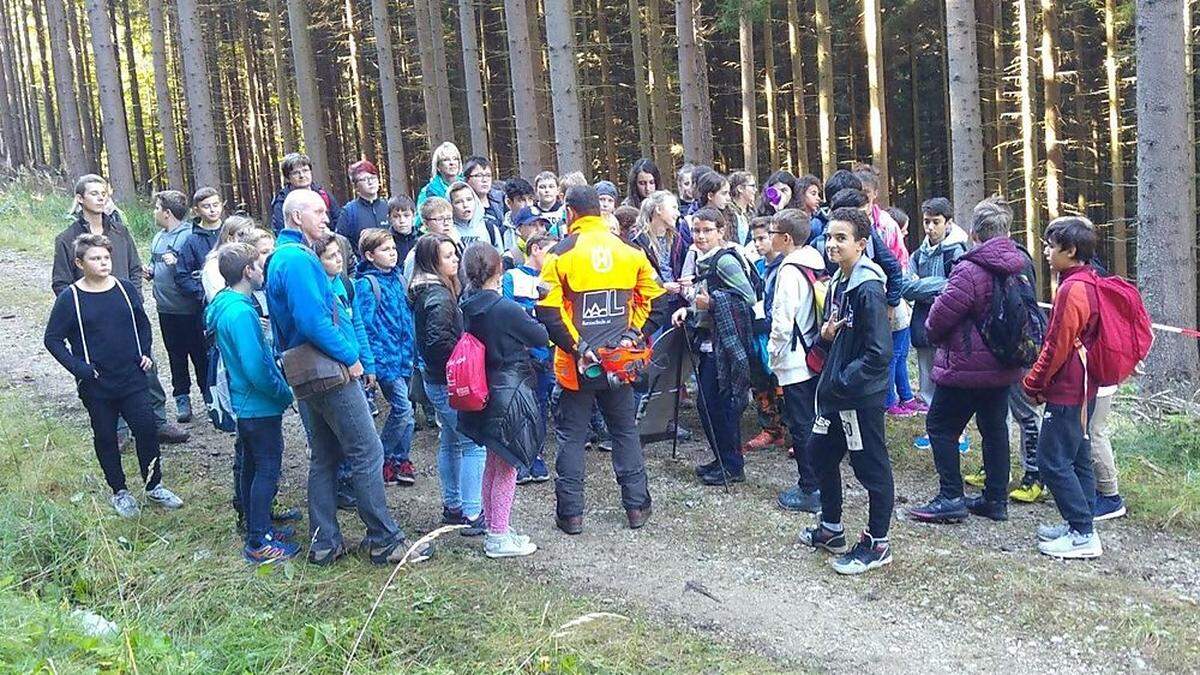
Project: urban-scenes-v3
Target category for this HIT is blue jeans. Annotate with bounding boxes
[424,377,485,518]
[886,327,914,407]
[696,352,746,474]
[378,378,414,463]
[237,415,284,548]
[297,380,403,552]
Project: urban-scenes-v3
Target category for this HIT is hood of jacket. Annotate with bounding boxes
[782,244,826,271]
[958,235,1025,276]
[460,287,503,320]
[831,253,886,294]
[204,285,250,332]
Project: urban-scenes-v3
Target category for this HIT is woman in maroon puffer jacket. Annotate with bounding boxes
[909,197,1027,525]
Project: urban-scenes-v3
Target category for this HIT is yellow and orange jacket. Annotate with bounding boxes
[536,215,666,390]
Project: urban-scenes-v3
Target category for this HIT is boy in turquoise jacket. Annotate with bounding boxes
[206,243,297,564]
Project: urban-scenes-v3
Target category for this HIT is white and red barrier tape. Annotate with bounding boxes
[1035,302,1200,339]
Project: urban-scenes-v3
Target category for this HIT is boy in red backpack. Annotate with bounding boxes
[1023,217,1102,559]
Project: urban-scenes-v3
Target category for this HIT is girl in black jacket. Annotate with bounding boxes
[409,234,487,535]
[457,243,547,558]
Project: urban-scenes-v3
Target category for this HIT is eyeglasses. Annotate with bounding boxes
[467,172,492,179]
[427,215,453,223]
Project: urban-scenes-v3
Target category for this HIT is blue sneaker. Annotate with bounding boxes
[777,486,821,513]
[530,457,550,482]
[1093,494,1127,521]
[244,535,300,564]
[958,435,971,454]
[913,434,931,450]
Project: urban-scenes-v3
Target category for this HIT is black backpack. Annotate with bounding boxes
[976,263,1046,368]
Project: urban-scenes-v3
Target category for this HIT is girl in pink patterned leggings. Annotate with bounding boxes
[457,242,549,558]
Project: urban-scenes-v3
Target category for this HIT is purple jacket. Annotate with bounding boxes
[925,236,1026,389]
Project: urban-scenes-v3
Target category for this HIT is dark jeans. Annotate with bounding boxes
[81,388,162,493]
[157,311,209,399]
[554,384,650,518]
[812,407,894,539]
[232,433,245,515]
[297,380,403,552]
[696,352,746,474]
[1038,400,1097,535]
[237,416,284,548]
[927,385,1011,502]
[781,378,818,492]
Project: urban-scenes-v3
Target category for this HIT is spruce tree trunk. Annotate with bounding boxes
[677,0,713,165]
[343,0,370,159]
[267,0,296,152]
[864,0,890,202]
[0,30,18,169]
[596,0,617,181]
[427,0,455,143]
[0,0,31,165]
[458,0,490,157]
[120,0,150,190]
[944,0,986,227]
[147,0,184,190]
[413,0,447,147]
[1104,0,1127,277]
[763,3,779,171]
[68,0,100,170]
[645,0,672,179]
[545,0,585,173]
[285,0,333,189]
[528,0,554,170]
[371,0,411,196]
[629,0,652,159]
[786,0,808,175]
[739,2,757,173]
[504,0,541,178]
[15,0,45,165]
[1040,0,1061,220]
[814,0,836,179]
[1136,0,1200,391]
[993,0,1009,197]
[177,0,221,190]
[31,0,61,168]
[45,0,86,178]
[1016,0,1041,258]
[83,0,136,202]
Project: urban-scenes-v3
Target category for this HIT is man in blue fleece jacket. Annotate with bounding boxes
[266,189,425,567]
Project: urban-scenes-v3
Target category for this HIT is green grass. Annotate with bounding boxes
[0,383,781,673]
[1111,409,1200,531]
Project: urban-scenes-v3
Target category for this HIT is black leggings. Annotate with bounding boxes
[82,389,162,494]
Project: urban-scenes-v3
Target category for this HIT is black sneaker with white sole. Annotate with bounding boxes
[799,524,849,554]
[831,533,892,575]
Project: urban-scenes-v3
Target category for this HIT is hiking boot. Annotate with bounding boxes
[146,485,183,509]
[529,457,550,482]
[556,515,583,535]
[777,486,821,513]
[366,537,435,565]
[381,459,399,486]
[110,490,140,518]
[963,468,987,488]
[913,434,931,450]
[1094,494,1127,521]
[1038,530,1102,559]
[965,496,1008,521]
[699,465,745,486]
[886,403,916,418]
[484,532,537,558]
[156,422,190,444]
[244,535,300,564]
[460,512,487,537]
[908,496,968,524]
[307,543,347,566]
[799,524,849,554]
[626,506,652,529]
[1037,522,1070,542]
[175,395,192,423]
[742,429,785,453]
[271,503,303,522]
[395,460,416,486]
[1009,473,1047,503]
[442,505,465,525]
[832,533,893,575]
[902,398,930,414]
[694,460,721,477]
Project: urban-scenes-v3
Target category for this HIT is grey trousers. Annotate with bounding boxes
[916,347,936,406]
[1007,384,1042,473]
[298,380,403,553]
[1089,391,1118,496]
[554,385,650,518]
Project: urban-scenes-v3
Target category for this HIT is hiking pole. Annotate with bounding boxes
[669,328,687,460]
[682,324,730,494]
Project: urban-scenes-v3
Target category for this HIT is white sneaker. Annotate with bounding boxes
[1036,522,1070,542]
[484,532,537,558]
[1038,529,1102,559]
[110,490,140,518]
[146,485,184,509]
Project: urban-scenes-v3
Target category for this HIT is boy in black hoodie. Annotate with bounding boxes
[799,208,895,575]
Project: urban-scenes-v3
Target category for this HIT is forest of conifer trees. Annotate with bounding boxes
[0,0,1196,386]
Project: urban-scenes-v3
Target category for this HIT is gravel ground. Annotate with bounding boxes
[4,248,1197,673]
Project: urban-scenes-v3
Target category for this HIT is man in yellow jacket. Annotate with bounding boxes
[537,186,666,534]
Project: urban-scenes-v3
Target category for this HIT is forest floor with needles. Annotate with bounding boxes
[1,185,1199,672]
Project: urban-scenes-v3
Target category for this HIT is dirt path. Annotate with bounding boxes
[4,248,1196,673]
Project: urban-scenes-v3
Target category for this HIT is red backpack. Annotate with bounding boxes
[446,332,489,411]
[1076,270,1153,387]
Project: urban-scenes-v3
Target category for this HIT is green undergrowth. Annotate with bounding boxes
[0,178,155,258]
[1109,410,1200,531]
[0,384,780,673]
